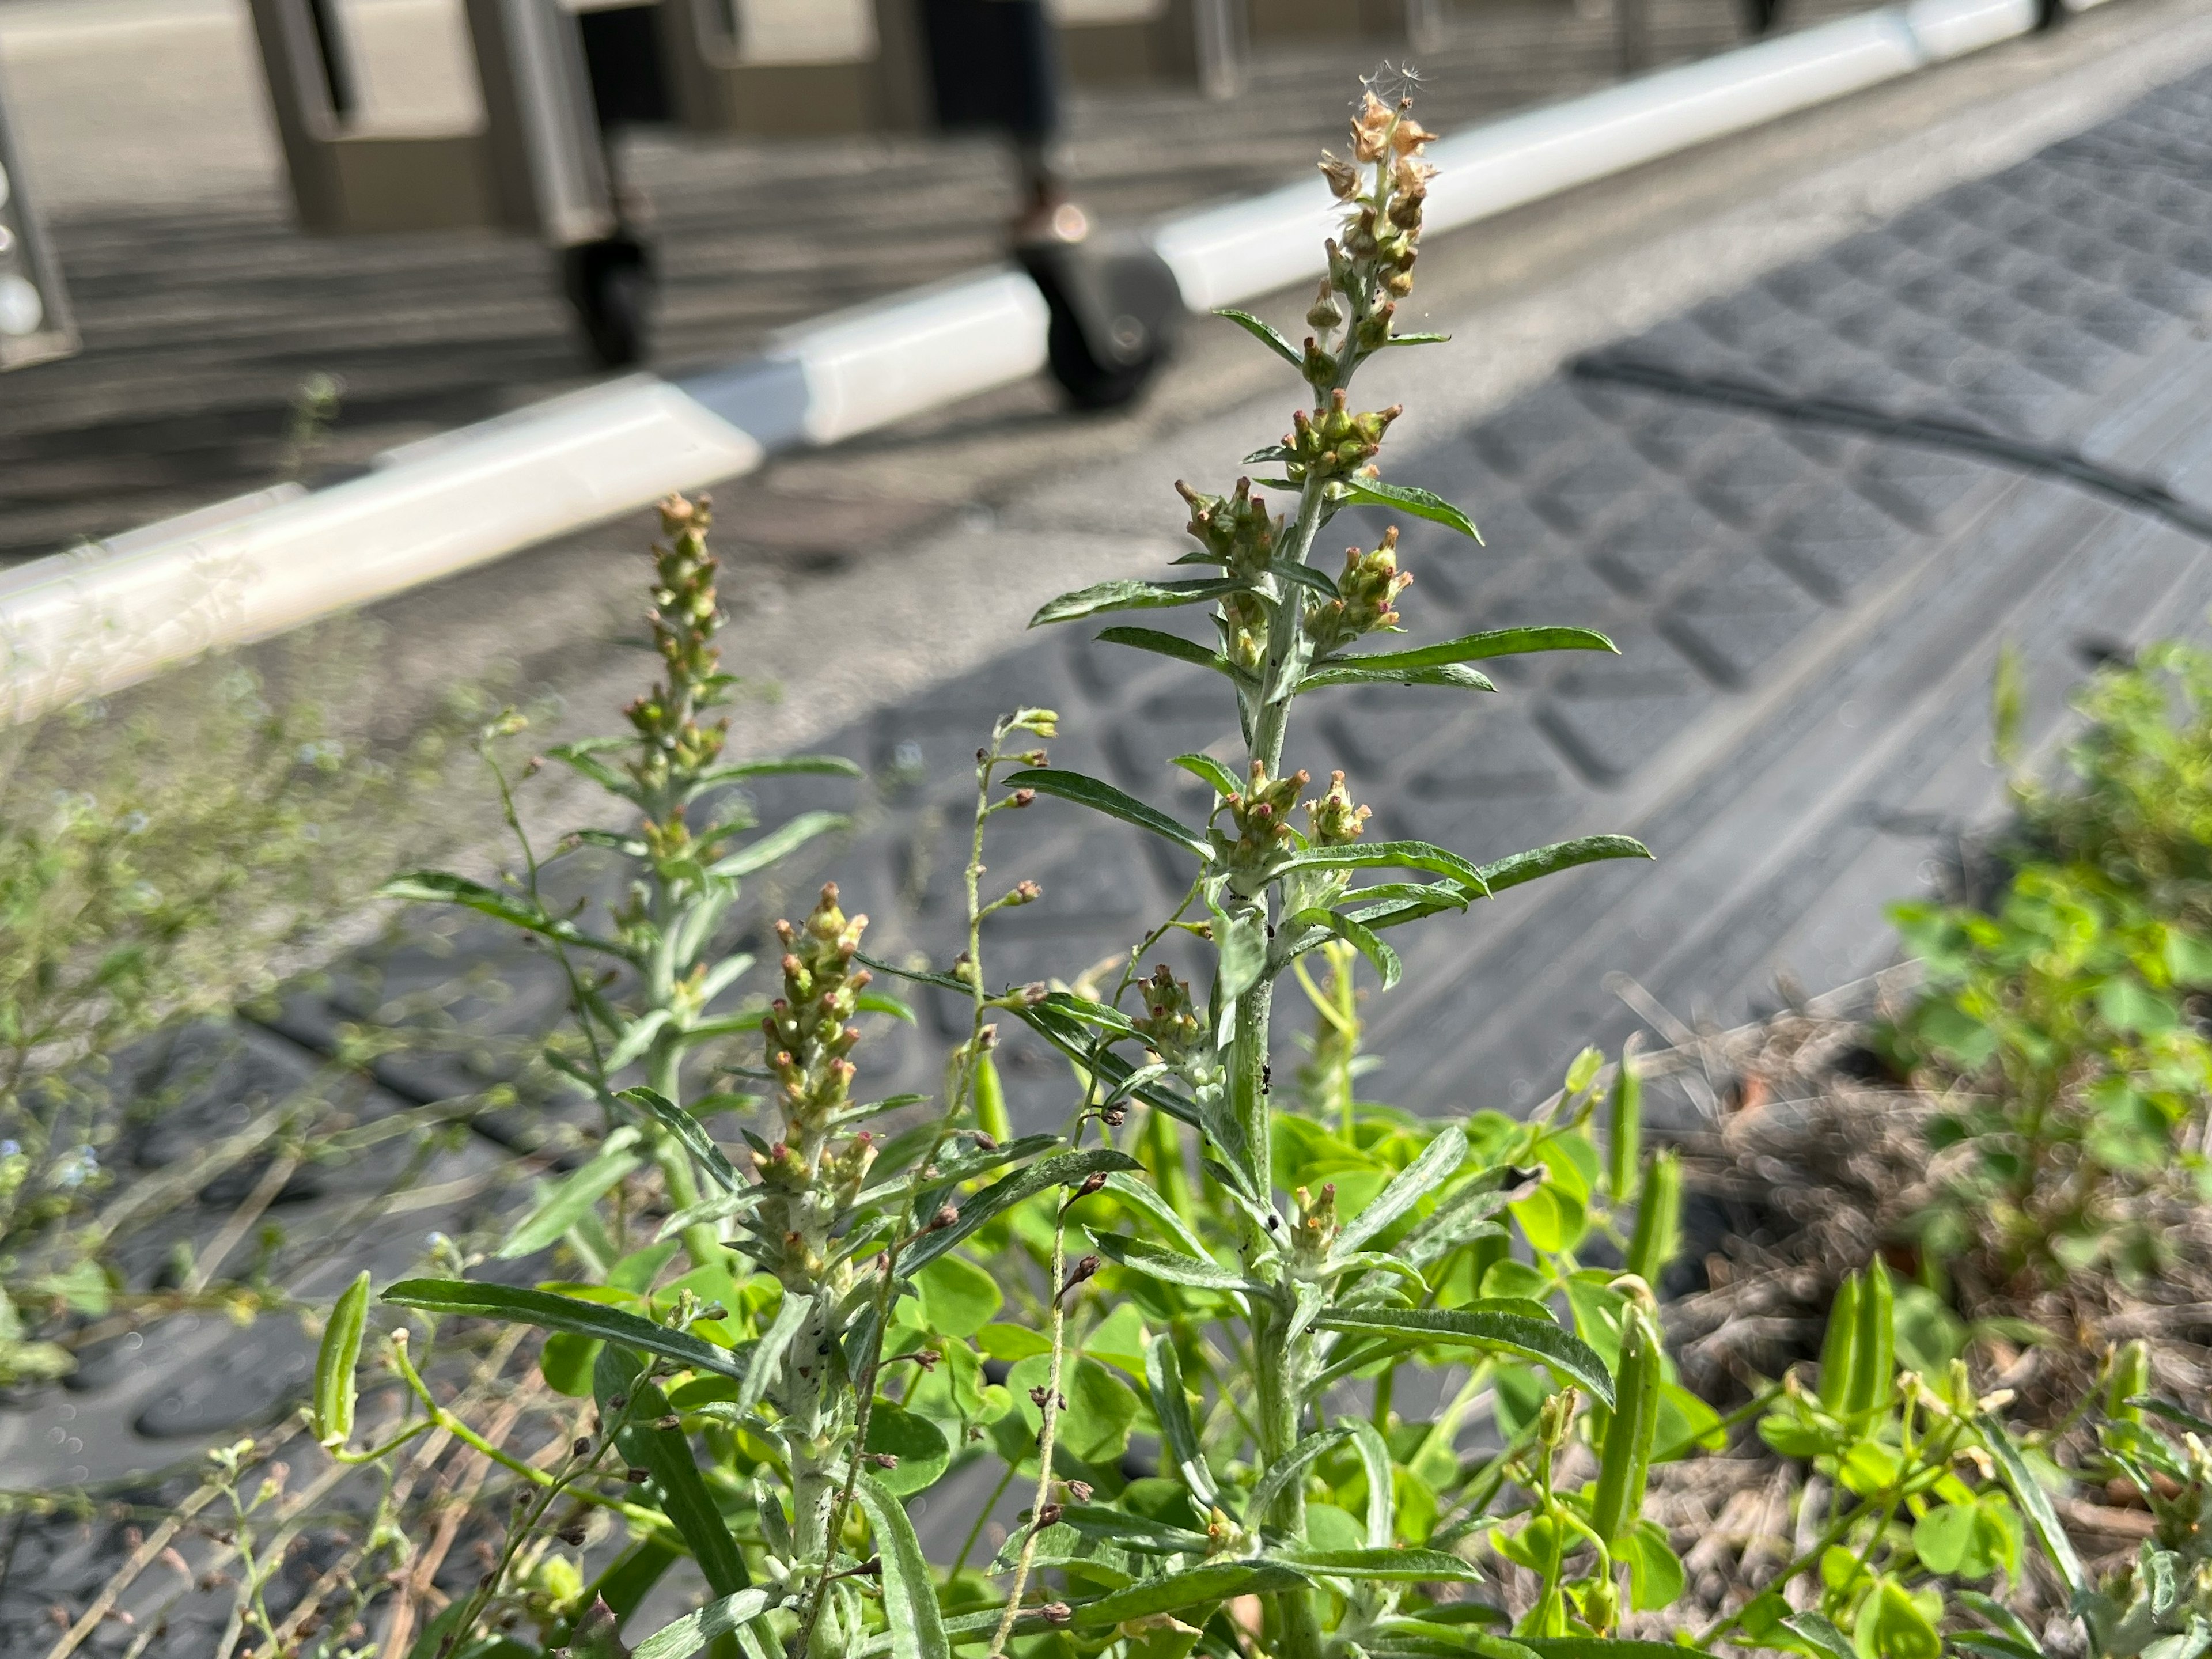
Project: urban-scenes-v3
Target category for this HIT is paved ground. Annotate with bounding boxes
[9,0,2212,1646]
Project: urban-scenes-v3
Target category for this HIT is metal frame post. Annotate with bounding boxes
[0,63,76,372]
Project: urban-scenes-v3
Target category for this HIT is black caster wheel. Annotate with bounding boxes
[1018,237,1183,411]
[562,234,656,369]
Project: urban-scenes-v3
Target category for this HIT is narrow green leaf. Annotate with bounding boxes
[313,1271,370,1448]
[1521,1641,1692,1659]
[1098,627,1244,681]
[1058,1503,1213,1554]
[1090,1232,1249,1293]
[1272,559,1341,600]
[1249,1427,1351,1524]
[999,768,1209,858]
[1782,1611,1859,1659]
[851,1472,950,1659]
[630,1589,774,1659]
[1215,307,1304,368]
[1274,1547,1481,1581]
[1320,627,1616,673]
[1344,1416,1395,1548]
[1975,1411,2083,1597]
[1285,906,1403,991]
[496,1130,644,1260]
[1171,752,1243,798]
[740,1289,812,1414]
[1070,1561,1311,1628]
[1336,478,1482,541]
[383,1279,741,1380]
[1475,835,1652,896]
[1146,1332,1218,1506]
[379,870,630,959]
[618,1374,749,1596]
[1314,1305,1614,1405]
[1300,663,1497,692]
[1013,1002,1203,1129]
[691,753,862,787]
[1286,840,1491,895]
[1329,1123,1465,1262]
[1383,331,1452,346]
[620,1089,743,1194]
[900,1149,1140,1275]
[1031,578,1239,628]
[707,810,849,878]
[1106,1172,1212,1262]
[854,991,915,1025]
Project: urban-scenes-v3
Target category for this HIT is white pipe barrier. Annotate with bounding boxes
[1,0,2063,720]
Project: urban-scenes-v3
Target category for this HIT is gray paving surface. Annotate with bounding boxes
[12,15,2212,1652]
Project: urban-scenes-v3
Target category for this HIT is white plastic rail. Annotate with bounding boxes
[0,0,2059,720]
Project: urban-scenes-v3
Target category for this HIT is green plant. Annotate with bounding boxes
[1884,644,2212,1281]
[290,90,2138,1659]
[0,631,480,1387]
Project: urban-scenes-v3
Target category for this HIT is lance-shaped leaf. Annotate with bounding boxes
[379,871,631,959]
[1345,883,1480,934]
[1975,1411,2083,1597]
[1248,1426,1351,1525]
[497,1128,645,1260]
[1402,1164,1546,1266]
[1300,662,1497,692]
[1314,1305,1613,1404]
[1317,627,1616,673]
[707,810,849,878]
[1284,907,1402,990]
[313,1271,371,1449]
[1146,1332,1219,1506]
[1059,1503,1214,1555]
[1336,478,1482,541]
[684,753,862,798]
[998,769,1210,858]
[1521,1641,1695,1659]
[609,1365,749,1597]
[1272,559,1341,600]
[866,1133,1062,1207]
[740,1289,813,1414]
[1031,578,1241,628]
[1476,835,1652,896]
[1344,1416,1395,1547]
[1099,627,1247,683]
[1090,1232,1253,1295]
[631,1589,775,1659]
[1215,307,1303,368]
[1107,1172,1212,1261]
[851,1473,950,1659]
[620,1089,743,1194]
[1328,1123,1466,1264]
[1070,1562,1312,1628]
[1383,331,1453,347]
[1283,840,1490,895]
[900,1148,1139,1275]
[1779,1612,1859,1659]
[1172,752,1243,798]
[1274,1547,1482,1582]
[384,1279,742,1379]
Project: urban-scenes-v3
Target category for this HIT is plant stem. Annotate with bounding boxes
[989,1205,1073,1658]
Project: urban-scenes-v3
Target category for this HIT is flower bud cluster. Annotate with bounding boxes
[1302,772,1371,848]
[1215,763,1308,885]
[1176,479,1282,673]
[1305,527,1412,657]
[1283,389,1401,487]
[1302,93,1437,389]
[1132,965,1205,1066]
[1291,1181,1339,1268]
[755,884,877,1292]
[626,495,731,802]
